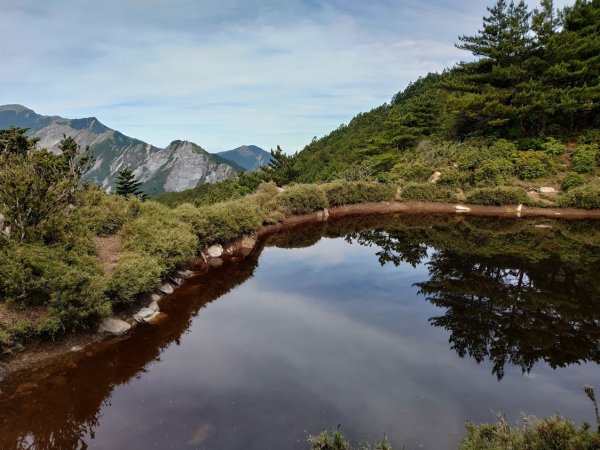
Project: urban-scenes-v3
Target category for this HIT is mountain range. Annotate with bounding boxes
[0,104,272,195]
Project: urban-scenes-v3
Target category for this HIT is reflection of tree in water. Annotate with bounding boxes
[345,228,428,267]
[418,252,600,379]
[347,217,600,379]
[2,215,600,448]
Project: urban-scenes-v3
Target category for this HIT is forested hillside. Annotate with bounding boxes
[290,0,600,182]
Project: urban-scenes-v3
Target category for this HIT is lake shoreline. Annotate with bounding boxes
[2,199,600,378]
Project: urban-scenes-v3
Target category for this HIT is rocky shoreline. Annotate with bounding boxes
[2,200,600,378]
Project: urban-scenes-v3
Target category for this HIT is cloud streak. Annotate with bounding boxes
[0,0,574,152]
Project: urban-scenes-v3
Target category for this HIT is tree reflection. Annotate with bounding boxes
[347,217,600,379]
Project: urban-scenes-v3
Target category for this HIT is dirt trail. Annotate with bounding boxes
[93,235,122,275]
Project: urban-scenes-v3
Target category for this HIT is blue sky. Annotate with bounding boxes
[0,0,572,153]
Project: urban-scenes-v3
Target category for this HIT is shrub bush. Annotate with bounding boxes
[0,243,109,335]
[73,188,141,236]
[389,162,433,182]
[276,184,328,215]
[541,137,566,156]
[105,253,163,304]
[122,201,198,270]
[437,169,467,187]
[558,183,600,209]
[458,415,600,450]
[561,172,587,192]
[176,199,265,244]
[572,144,598,175]
[490,139,518,157]
[513,151,556,179]
[466,186,528,205]
[321,180,395,206]
[400,183,456,202]
[474,158,514,186]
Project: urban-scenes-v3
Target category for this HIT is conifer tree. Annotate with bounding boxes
[114,166,146,199]
[457,0,533,64]
[532,0,561,48]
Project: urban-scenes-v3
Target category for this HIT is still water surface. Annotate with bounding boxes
[1,215,600,449]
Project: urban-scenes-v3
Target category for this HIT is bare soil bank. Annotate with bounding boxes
[2,200,599,378]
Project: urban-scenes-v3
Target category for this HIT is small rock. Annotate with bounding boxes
[70,345,83,352]
[276,186,285,193]
[98,317,131,336]
[539,186,557,194]
[158,283,174,295]
[534,224,553,229]
[240,235,257,249]
[455,205,471,212]
[429,172,442,184]
[208,257,223,268]
[323,208,330,220]
[149,301,160,312]
[134,307,156,323]
[151,293,162,302]
[170,276,183,286]
[317,210,325,221]
[177,270,194,278]
[206,244,223,258]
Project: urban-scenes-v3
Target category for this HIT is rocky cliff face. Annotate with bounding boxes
[0,105,238,194]
[135,140,237,194]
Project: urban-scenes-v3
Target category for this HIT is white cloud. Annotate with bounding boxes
[0,0,575,152]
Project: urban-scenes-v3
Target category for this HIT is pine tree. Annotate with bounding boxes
[457,0,533,64]
[532,0,561,48]
[114,166,146,199]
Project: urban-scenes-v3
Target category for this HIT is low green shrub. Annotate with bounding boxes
[73,187,141,236]
[559,183,600,209]
[513,151,556,179]
[466,186,528,205]
[400,183,456,202]
[474,158,514,186]
[105,253,163,304]
[458,415,600,450]
[122,201,198,270]
[561,172,587,192]
[542,137,566,156]
[0,243,109,335]
[437,169,467,187]
[572,144,598,175]
[177,199,264,244]
[276,184,328,215]
[321,180,395,206]
[248,182,281,212]
[490,139,518,157]
[389,162,433,182]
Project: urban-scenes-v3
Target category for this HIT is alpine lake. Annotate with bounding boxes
[1,213,600,450]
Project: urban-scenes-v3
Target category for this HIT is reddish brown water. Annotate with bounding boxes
[1,215,600,449]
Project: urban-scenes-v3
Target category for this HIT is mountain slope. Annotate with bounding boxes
[289,0,600,182]
[0,105,238,193]
[217,145,272,171]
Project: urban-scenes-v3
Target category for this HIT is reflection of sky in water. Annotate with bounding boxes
[85,236,598,450]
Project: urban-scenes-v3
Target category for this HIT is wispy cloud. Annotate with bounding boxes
[0,0,574,152]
